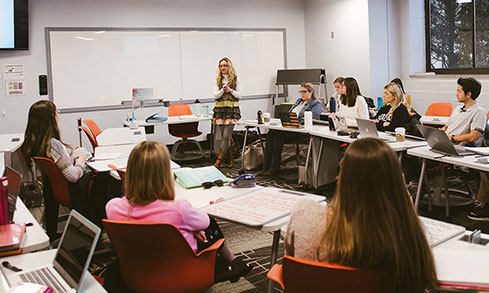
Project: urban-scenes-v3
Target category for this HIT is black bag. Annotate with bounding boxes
[405,113,423,138]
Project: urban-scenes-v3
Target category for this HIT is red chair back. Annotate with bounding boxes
[107,164,125,181]
[79,126,98,150]
[83,119,102,137]
[167,104,201,138]
[425,103,453,117]
[268,256,389,293]
[32,157,72,208]
[102,220,224,292]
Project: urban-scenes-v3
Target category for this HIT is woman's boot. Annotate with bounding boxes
[214,150,224,168]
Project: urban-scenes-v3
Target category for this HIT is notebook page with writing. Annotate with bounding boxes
[420,216,465,247]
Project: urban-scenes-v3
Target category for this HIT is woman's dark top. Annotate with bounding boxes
[375,103,410,132]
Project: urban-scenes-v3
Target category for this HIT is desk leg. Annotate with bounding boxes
[257,127,265,154]
[303,136,314,186]
[398,152,403,162]
[415,159,426,211]
[267,230,281,293]
[241,127,249,170]
[440,163,450,218]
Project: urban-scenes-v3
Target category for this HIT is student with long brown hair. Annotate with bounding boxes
[336,77,369,126]
[105,141,251,285]
[285,138,437,292]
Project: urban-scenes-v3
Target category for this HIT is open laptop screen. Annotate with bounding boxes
[5,167,22,223]
[54,214,98,286]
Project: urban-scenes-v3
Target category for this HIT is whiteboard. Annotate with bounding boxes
[46,28,286,112]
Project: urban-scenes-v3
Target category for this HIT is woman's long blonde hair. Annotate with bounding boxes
[384,82,404,118]
[125,141,175,206]
[318,138,437,292]
[216,57,237,90]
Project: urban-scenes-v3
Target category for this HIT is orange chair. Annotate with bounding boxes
[83,119,102,138]
[108,164,125,182]
[102,220,224,292]
[425,103,453,117]
[267,256,389,293]
[79,125,98,151]
[168,104,204,161]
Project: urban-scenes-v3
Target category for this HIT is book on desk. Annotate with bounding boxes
[173,166,229,189]
[0,223,26,256]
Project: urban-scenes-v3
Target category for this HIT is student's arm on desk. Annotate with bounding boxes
[447,129,483,145]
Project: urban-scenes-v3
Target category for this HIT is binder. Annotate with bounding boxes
[0,223,26,256]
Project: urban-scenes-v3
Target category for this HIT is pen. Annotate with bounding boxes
[209,197,224,204]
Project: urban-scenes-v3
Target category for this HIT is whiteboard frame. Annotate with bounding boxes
[45,27,287,114]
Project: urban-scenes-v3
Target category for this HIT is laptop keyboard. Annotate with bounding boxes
[20,267,68,293]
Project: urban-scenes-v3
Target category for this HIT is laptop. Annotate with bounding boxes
[417,124,475,156]
[5,167,22,223]
[4,210,101,293]
[356,118,395,142]
[280,112,302,128]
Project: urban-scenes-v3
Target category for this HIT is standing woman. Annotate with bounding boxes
[212,57,241,168]
[374,82,410,132]
[337,77,369,127]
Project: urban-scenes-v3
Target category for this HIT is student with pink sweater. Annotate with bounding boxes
[105,141,251,286]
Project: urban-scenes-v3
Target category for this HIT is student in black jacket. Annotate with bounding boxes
[374,82,410,132]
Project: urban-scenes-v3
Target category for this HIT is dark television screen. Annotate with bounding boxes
[0,0,28,50]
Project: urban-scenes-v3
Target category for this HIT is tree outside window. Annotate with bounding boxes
[426,0,489,73]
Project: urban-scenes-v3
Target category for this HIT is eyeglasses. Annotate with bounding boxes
[299,90,309,94]
[201,180,224,189]
[219,64,229,67]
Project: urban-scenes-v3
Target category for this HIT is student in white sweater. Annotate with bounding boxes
[336,77,369,127]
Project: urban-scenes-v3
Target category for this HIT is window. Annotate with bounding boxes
[425,0,489,74]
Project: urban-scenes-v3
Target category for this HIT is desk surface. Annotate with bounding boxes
[238,119,325,133]
[123,115,212,127]
[96,127,146,146]
[13,198,50,253]
[0,133,23,153]
[407,146,489,171]
[0,249,106,292]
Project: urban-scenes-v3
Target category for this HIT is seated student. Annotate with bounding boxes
[259,83,322,176]
[326,77,344,111]
[21,100,121,233]
[374,82,410,132]
[105,141,251,285]
[391,77,415,114]
[336,77,369,126]
[285,138,437,292]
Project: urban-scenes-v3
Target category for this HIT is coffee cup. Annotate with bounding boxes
[395,127,406,142]
[263,112,271,123]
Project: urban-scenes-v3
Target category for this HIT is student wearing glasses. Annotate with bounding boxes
[212,57,241,168]
[336,77,369,126]
[285,138,437,292]
[259,83,322,176]
[105,142,251,286]
[374,82,410,132]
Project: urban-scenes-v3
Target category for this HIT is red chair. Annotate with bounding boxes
[83,119,102,138]
[425,103,453,117]
[102,220,224,292]
[33,157,93,240]
[168,104,204,161]
[267,256,389,293]
[79,125,98,151]
[108,164,125,182]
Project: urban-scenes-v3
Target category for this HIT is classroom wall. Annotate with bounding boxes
[399,0,489,114]
[0,0,307,145]
[304,0,371,98]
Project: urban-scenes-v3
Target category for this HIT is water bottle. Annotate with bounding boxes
[194,99,202,116]
[257,110,264,124]
[329,97,336,113]
[377,97,384,110]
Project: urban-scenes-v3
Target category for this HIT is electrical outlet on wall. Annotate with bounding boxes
[331,32,334,39]
[1,109,5,117]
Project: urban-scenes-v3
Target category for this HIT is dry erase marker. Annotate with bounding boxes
[209,197,224,204]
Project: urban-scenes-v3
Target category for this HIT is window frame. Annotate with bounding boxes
[425,0,489,74]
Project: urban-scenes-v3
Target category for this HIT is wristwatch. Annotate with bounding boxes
[451,135,456,143]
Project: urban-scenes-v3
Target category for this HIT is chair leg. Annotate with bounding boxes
[171,141,182,160]
[296,143,301,166]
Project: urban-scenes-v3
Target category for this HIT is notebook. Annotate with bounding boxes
[280,112,302,128]
[419,216,466,247]
[356,118,395,142]
[173,166,229,189]
[4,210,101,293]
[417,124,475,156]
[5,167,22,224]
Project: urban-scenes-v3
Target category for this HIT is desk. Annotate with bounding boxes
[88,143,180,172]
[13,198,50,253]
[123,115,212,127]
[0,250,106,292]
[420,115,449,126]
[96,127,146,146]
[307,129,428,188]
[0,133,23,172]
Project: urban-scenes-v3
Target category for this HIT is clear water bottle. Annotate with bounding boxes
[329,97,336,113]
[194,99,201,116]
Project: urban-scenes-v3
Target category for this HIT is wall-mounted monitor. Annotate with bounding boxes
[0,0,28,50]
